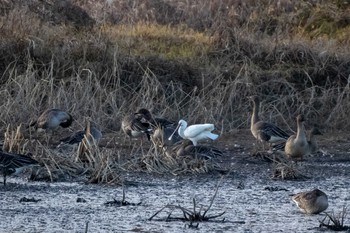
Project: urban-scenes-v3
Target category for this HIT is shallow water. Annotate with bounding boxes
[1,156,349,233]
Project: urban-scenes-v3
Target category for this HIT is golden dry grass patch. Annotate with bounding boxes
[100,23,214,59]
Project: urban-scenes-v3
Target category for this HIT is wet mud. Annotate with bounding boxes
[1,130,349,232]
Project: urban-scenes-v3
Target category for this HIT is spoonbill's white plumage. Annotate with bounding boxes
[168,120,219,146]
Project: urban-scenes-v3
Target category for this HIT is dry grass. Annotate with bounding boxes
[0,0,349,181]
[101,23,213,59]
[319,207,350,231]
[123,141,223,175]
[2,124,27,153]
[271,157,307,180]
[31,143,122,184]
[149,179,226,222]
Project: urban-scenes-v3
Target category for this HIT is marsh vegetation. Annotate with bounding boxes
[0,0,349,231]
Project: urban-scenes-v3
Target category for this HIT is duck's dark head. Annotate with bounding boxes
[60,113,74,128]
[135,108,152,120]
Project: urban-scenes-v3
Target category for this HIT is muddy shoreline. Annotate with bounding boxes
[1,130,349,232]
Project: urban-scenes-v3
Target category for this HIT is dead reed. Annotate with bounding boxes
[2,124,27,154]
[104,187,142,207]
[0,0,349,179]
[124,141,223,175]
[149,180,226,222]
[319,207,349,231]
[271,157,307,180]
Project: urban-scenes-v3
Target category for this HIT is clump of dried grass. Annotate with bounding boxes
[0,121,122,184]
[149,180,226,222]
[319,207,350,231]
[30,143,86,182]
[271,157,307,180]
[31,142,122,185]
[86,148,122,185]
[2,124,28,154]
[123,139,223,175]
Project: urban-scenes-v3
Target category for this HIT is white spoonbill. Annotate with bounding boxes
[168,120,219,146]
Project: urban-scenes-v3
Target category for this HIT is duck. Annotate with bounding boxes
[0,151,38,185]
[134,108,175,128]
[121,113,152,141]
[151,125,182,148]
[29,108,73,131]
[168,119,219,146]
[249,96,289,148]
[291,188,328,214]
[60,121,102,145]
[285,115,309,161]
[170,139,223,160]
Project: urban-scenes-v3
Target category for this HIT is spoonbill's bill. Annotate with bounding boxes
[152,125,182,148]
[168,119,219,146]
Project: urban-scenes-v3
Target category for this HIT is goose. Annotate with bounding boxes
[249,96,289,149]
[0,151,38,185]
[285,115,310,161]
[168,119,219,146]
[121,113,152,141]
[60,121,102,145]
[272,127,322,154]
[29,108,73,131]
[172,139,223,160]
[151,125,182,148]
[291,188,328,214]
[308,127,322,154]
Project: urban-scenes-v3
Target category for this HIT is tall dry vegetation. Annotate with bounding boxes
[0,0,349,135]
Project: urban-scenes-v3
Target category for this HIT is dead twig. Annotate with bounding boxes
[149,179,225,222]
[104,187,141,207]
[319,207,349,231]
